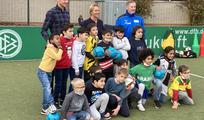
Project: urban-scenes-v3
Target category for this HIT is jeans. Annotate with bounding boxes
[37,68,54,109]
[152,79,163,101]
[67,111,90,120]
[53,68,69,103]
[178,91,194,105]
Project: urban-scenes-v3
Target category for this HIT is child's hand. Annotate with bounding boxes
[105,49,110,56]
[112,107,120,116]
[46,44,54,48]
[75,71,79,76]
[126,82,135,91]
[172,101,178,109]
[89,117,94,120]
[132,76,136,81]
[156,66,162,70]
[189,98,194,104]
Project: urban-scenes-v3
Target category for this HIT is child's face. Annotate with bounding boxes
[79,33,89,42]
[93,77,106,89]
[166,50,175,60]
[135,28,143,39]
[103,33,113,42]
[116,73,127,83]
[73,81,85,95]
[143,55,153,66]
[63,28,74,39]
[180,70,191,79]
[51,35,60,45]
[90,26,98,37]
[120,63,128,69]
[116,31,124,39]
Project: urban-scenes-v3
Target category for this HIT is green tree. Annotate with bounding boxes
[185,0,204,25]
[134,0,153,18]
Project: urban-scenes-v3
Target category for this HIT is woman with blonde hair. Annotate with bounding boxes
[80,3,104,40]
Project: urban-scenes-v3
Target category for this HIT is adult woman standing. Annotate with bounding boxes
[80,3,104,40]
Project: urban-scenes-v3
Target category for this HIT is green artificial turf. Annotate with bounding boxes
[0,58,204,120]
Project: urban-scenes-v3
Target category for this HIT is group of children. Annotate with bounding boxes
[37,23,194,120]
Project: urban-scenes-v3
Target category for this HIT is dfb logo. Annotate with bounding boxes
[0,29,22,58]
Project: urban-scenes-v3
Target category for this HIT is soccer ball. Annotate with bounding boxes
[107,47,118,58]
[125,77,135,89]
[154,68,166,79]
[46,112,60,120]
[114,51,123,62]
[93,46,105,58]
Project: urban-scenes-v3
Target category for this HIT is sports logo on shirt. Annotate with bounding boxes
[0,29,22,58]
[124,20,131,25]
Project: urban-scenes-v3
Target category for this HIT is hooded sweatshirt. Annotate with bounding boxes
[72,40,86,73]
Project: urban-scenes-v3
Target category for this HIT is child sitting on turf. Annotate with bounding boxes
[115,59,141,108]
[153,46,177,103]
[112,26,130,60]
[129,48,163,111]
[37,34,63,115]
[85,73,111,120]
[168,65,194,109]
[105,68,131,117]
[60,78,93,120]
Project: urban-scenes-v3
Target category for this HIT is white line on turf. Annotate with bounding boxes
[191,73,204,79]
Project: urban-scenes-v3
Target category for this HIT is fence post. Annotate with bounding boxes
[27,0,30,26]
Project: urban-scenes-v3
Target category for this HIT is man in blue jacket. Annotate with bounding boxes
[116,0,145,39]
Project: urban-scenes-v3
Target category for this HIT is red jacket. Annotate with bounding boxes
[55,36,75,69]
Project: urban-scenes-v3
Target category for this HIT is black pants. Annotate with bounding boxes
[127,88,141,107]
[106,95,130,117]
[84,70,91,82]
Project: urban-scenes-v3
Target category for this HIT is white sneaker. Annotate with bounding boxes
[137,104,145,112]
[47,104,57,114]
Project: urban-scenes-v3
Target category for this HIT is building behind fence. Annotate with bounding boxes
[0,0,192,26]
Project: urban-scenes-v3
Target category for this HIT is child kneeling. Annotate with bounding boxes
[85,73,111,120]
[169,65,194,109]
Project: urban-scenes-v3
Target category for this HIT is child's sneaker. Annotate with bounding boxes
[137,104,145,112]
[54,102,61,109]
[154,100,161,109]
[47,104,57,114]
[102,112,111,120]
[40,108,47,115]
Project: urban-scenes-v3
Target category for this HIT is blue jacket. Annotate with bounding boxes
[116,11,145,39]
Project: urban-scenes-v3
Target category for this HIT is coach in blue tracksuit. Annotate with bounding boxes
[116,1,145,39]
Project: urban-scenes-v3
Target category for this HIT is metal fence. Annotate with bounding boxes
[0,0,197,26]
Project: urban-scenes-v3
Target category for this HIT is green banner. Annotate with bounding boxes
[0,27,46,60]
[0,26,203,60]
[145,26,203,55]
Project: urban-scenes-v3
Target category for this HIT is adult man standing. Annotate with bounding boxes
[116,0,144,39]
[41,0,70,41]
[41,0,70,95]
